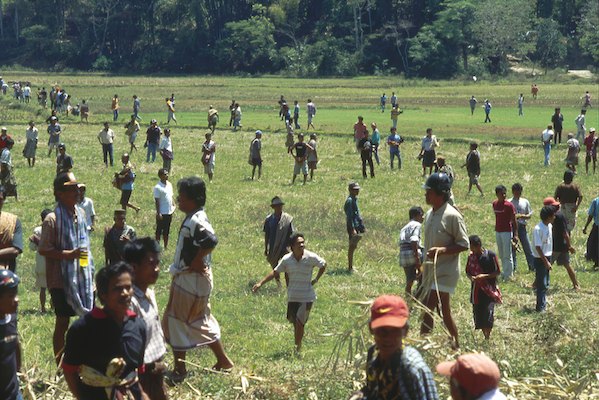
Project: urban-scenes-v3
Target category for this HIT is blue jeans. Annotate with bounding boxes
[543,142,551,166]
[390,149,401,169]
[102,143,114,166]
[113,109,119,121]
[513,223,534,271]
[372,144,380,165]
[534,257,551,311]
[146,142,157,162]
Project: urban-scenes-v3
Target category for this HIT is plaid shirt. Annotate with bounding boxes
[362,345,439,400]
[130,286,166,364]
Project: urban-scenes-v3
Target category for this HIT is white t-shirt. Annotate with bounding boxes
[159,136,172,152]
[275,250,326,302]
[532,221,552,257]
[541,129,554,143]
[79,197,96,229]
[399,220,421,246]
[153,181,176,215]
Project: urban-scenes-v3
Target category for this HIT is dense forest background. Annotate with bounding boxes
[0,0,596,78]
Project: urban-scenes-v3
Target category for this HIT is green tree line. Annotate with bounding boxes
[0,0,596,77]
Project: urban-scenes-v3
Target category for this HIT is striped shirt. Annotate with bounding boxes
[130,286,166,364]
[275,250,326,302]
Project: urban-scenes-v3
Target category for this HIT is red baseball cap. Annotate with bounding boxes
[370,295,409,329]
[436,353,500,397]
[543,197,560,207]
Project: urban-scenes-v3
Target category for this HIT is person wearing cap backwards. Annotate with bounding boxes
[437,353,506,400]
[56,143,74,175]
[583,127,597,174]
[345,182,365,272]
[253,233,326,353]
[145,119,161,163]
[0,269,23,400]
[263,196,295,288]
[47,115,62,156]
[103,210,137,266]
[124,114,140,153]
[249,130,262,180]
[348,295,439,400]
[39,172,95,364]
[420,172,469,349]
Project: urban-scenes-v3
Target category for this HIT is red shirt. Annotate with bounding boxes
[354,122,367,141]
[584,134,596,152]
[0,134,12,149]
[493,200,516,232]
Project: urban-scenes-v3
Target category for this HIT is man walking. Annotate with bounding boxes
[483,99,492,123]
[253,233,326,353]
[97,122,115,167]
[469,96,477,115]
[306,99,316,130]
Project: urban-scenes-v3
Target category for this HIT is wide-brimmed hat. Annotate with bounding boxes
[271,196,284,206]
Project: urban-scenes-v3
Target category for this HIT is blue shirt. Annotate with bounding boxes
[371,129,380,145]
[589,197,599,225]
[387,134,401,152]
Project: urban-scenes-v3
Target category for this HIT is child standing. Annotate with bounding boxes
[532,206,556,312]
[465,235,502,340]
[29,209,52,313]
[399,207,424,296]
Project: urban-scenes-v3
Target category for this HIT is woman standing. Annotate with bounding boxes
[23,121,38,167]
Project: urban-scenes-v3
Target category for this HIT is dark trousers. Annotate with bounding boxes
[553,128,562,144]
[102,143,114,166]
[534,256,551,312]
[484,112,491,123]
[361,153,374,178]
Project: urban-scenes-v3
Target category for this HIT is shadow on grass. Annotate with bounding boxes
[327,267,353,276]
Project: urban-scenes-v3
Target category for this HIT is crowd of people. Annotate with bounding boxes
[0,78,597,400]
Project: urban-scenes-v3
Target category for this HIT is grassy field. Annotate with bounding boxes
[1,73,598,399]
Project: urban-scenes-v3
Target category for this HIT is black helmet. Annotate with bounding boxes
[423,172,452,193]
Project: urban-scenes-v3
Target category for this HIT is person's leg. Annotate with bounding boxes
[294,320,305,352]
[497,232,514,279]
[40,288,46,313]
[361,155,367,178]
[348,242,357,271]
[146,144,151,162]
[518,224,534,271]
[368,157,374,177]
[53,316,70,365]
[562,258,580,289]
[439,292,459,348]
[420,291,439,335]
[534,258,547,311]
[389,152,395,169]
[208,340,234,369]
[292,174,297,184]
[108,143,114,166]
[102,144,108,166]
[373,145,380,165]
[302,173,307,185]
[173,350,187,375]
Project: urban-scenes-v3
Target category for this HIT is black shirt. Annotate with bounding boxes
[63,307,147,400]
[146,126,161,145]
[293,142,307,158]
[358,137,373,155]
[0,314,19,400]
[552,211,568,252]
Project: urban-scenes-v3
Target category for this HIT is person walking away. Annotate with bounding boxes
[249,130,262,180]
[358,130,375,178]
[306,99,316,130]
[541,125,554,166]
[469,96,477,115]
[483,99,492,123]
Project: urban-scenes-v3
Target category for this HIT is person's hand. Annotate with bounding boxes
[568,246,576,254]
[252,283,261,293]
[65,248,81,259]
[427,247,445,259]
